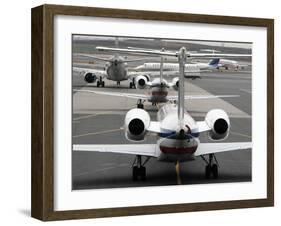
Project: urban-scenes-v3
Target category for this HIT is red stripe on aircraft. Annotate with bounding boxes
[152,91,168,97]
[160,145,197,154]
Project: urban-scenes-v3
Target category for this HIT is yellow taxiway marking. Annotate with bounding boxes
[73,128,122,138]
[230,131,252,139]
[175,161,182,185]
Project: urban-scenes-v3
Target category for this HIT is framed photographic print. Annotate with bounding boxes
[31,4,274,221]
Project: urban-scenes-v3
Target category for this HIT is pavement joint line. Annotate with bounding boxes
[74,164,132,177]
[240,89,252,94]
[73,111,123,120]
[230,131,252,139]
[73,114,98,121]
[73,128,123,138]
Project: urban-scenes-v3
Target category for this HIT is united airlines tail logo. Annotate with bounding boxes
[209,58,220,66]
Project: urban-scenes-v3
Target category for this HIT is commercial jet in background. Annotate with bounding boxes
[196,49,251,71]
[76,52,236,108]
[74,53,146,88]
[134,58,220,73]
[130,47,219,78]
[74,47,252,182]
[213,58,250,71]
[74,38,151,88]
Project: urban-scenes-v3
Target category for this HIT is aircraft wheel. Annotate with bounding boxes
[205,165,211,179]
[97,81,100,87]
[137,103,144,109]
[102,81,105,87]
[140,166,146,181]
[129,82,133,89]
[132,166,138,181]
[212,164,218,179]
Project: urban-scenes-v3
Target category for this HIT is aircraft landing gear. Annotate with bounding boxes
[129,81,136,89]
[137,99,144,109]
[201,154,219,179]
[132,155,150,181]
[97,77,105,87]
[117,81,120,86]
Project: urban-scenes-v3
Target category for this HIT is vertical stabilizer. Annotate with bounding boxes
[160,48,165,84]
[114,37,119,57]
[177,47,187,129]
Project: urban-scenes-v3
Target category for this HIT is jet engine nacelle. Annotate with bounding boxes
[205,109,230,140]
[124,108,151,141]
[135,75,149,89]
[171,77,179,91]
[84,72,97,83]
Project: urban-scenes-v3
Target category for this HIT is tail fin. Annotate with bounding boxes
[114,37,119,57]
[178,47,187,129]
[209,58,220,66]
[160,48,165,84]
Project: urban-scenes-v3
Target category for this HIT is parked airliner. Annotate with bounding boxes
[134,58,219,72]
[76,54,236,108]
[74,53,146,88]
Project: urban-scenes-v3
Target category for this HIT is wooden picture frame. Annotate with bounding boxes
[31,4,274,221]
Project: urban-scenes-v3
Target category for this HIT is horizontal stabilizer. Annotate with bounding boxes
[196,121,211,133]
[73,144,159,157]
[194,142,252,156]
[168,94,239,101]
[76,54,110,62]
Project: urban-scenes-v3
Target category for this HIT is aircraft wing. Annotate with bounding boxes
[128,71,169,78]
[194,142,252,156]
[96,46,177,57]
[96,46,251,59]
[167,94,239,101]
[73,67,106,78]
[73,144,159,157]
[148,121,162,133]
[73,89,149,100]
[129,70,203,77]
[76,54,109,62]
[196,121,211,133]
[123,58,150,63]
[188,53,252,58]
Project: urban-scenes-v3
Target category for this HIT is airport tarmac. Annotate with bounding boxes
[71,36,252,190]
[72,72,252,190]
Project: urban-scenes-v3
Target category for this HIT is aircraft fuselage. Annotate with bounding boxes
[147,84,169,103]
[156,103,200,162]
[105,57,128,82]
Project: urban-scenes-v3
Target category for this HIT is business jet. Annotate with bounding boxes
[74,47,251,181]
